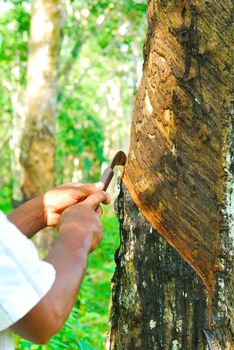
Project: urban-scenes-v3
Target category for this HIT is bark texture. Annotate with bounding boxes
[124,0,232,294]
[20,0,65,199]
[107,0,233,349]
[107,183,207,349]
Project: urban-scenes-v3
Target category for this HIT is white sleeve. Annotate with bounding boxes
[0,211,56,331]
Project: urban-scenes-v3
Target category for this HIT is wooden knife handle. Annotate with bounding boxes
[100,167,114,191]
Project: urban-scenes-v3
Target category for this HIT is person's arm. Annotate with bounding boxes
[7,182,104,238]
[11,191,108,344]
[7,196,45,238]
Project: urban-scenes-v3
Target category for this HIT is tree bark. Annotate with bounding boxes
[20,0,65,199]
[107,1,233,349]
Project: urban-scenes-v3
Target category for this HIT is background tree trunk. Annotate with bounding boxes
[20,0,65,200]
[19,0,65,251]
[107,1,233,349]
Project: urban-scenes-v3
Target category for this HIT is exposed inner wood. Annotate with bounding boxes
[123,0,232,310]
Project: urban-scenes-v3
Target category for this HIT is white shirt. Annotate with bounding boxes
[0,210,56,349]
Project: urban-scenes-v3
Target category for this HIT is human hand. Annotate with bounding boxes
[44,182,106,227]
[58,190,109,253]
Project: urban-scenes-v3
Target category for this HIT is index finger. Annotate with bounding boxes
[83,191,108,210]
[72,182,104,199]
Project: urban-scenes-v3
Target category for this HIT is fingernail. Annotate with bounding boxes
[95,182,104,189]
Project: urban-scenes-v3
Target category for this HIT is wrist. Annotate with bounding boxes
[8,196,46,237]
[59,224,92,254]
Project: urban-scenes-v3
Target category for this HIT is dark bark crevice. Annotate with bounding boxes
[108,183,208,350]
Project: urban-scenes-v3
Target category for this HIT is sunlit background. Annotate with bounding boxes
[0,0,146,349]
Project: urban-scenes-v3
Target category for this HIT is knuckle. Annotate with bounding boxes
[74,182,83,188]
[87,183,95,190]
[82,183,96,193]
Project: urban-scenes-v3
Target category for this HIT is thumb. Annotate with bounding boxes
[83,191,107,210]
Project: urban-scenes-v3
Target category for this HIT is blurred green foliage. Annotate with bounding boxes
[0,0,146,348]
[0,0,146,189]
[55,0,147,184]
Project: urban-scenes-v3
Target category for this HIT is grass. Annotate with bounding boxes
[15,208,120,350]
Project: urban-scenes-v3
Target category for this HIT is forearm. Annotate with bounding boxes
[10,194,105,344]
[45,232,88,322]
[7,196,45,238]
[11,232,89,344]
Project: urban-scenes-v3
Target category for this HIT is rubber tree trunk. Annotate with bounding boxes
[20,0,65,200]
[107,1,233,349]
